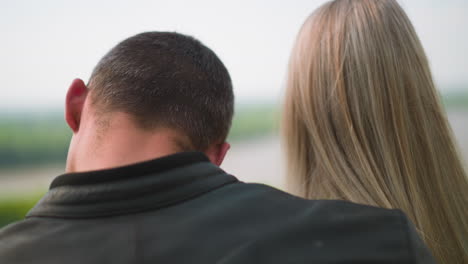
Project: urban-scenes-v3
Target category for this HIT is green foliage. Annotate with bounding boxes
[228,104,279,141]
[0,114,71,168]
[0,194,42,228]
[442,90,468,110]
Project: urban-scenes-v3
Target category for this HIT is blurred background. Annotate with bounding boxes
[1,0,467,227]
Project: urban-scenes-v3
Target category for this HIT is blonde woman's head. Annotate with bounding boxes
[283,0,468,262]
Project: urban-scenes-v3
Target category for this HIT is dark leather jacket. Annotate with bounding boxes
[0,152,435,263]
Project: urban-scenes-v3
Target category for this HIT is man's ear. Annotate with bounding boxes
[65,79,88,133]
[205,142,230,166]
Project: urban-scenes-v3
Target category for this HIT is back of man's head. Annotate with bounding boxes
[88,32,234,151]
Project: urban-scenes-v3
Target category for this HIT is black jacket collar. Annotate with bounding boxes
[27,152,238,219]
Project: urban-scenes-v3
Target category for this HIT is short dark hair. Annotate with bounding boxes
[88,32,234,151]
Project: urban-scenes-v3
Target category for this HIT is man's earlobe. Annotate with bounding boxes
[65,79,88,133]
[206,142,230,166]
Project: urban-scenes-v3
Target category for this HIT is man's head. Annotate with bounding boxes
[65,32,234,172]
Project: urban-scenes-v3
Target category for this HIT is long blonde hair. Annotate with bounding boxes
[282,0,468,262]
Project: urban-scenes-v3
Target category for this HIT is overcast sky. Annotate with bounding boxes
[1,0,467,110]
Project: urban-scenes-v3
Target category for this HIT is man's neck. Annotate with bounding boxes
[66,113,185,173]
